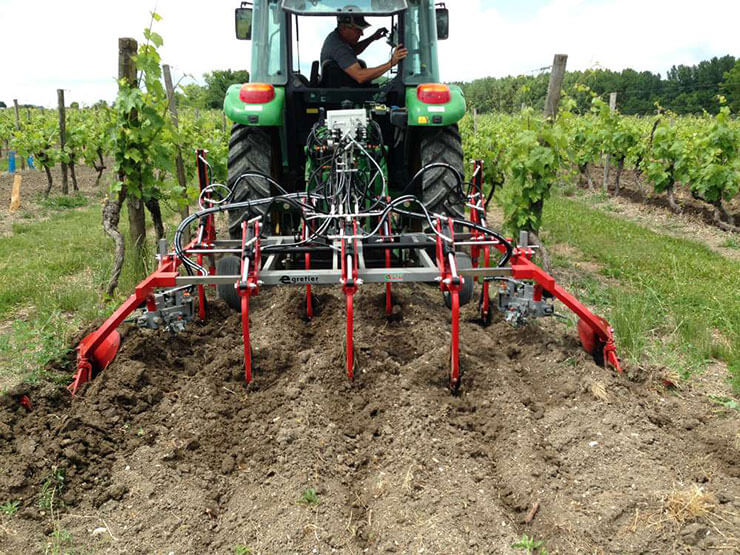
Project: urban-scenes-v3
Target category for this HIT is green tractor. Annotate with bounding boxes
[223,0,466,237]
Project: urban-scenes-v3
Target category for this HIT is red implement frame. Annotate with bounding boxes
[435,217,463,392]
[68,156,621,398]
[237,219,261,384]
[68,151,217,395]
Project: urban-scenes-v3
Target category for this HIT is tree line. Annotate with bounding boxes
[456,55,740,116]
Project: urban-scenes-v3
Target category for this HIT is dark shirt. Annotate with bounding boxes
[320,28,358,70]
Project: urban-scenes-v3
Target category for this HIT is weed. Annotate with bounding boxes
[299,488,320,506]
[37,193,89,210]
[234,546,253,555]
[136,427,145,436]
[720,236,739,249]
[512,533,548,554]
[0,500,20,516]
[707,395,740,412]
[38,466,66,512]
[45,527,73,555]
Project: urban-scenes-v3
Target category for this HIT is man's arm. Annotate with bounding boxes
[344,45,408,85]
[353,27,388,56]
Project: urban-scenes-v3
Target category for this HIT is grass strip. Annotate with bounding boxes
[0,203,142,385]
[543,194,740,390]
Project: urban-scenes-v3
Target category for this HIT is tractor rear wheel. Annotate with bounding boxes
[216,255,242,312]
[228,124,274,239]
[444,252,474,308]
[419,124,465,220]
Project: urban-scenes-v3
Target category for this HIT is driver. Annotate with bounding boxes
[320,14,408,86]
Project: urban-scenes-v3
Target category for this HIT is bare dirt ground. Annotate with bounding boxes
[580,165,740,252]
[1,283,738,554]
[0,163,107,237]
[1,163,738,552]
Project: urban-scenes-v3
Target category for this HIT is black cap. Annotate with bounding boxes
[337,14,371,29]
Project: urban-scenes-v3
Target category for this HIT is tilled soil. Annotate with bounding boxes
[0,163,107,237]
[585,164,740,233]
[1,284,738,554]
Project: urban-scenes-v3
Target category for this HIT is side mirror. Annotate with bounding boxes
[435,4,449,40]
[235,6,253,40]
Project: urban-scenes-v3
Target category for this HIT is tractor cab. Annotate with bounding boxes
[224,0,466,232]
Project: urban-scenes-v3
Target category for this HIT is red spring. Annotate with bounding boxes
[197,253,207,321]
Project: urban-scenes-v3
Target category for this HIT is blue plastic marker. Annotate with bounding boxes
[8,151,15,174]
[27,155,35,169]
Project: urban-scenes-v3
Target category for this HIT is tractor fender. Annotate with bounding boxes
[224,84,285,126]
[406,84,466,127]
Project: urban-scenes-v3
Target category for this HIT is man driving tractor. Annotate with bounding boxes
[320,14,408,86]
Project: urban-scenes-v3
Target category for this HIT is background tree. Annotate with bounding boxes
[202,69,250,108]
[721,59,740,113]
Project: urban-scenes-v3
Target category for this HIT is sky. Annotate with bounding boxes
[0,0,737,108]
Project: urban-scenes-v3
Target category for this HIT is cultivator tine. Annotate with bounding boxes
[381,205,393,316]
[341,221,360,380]
[435,217,463,393]
[237,218,261,386]
[303,217,314,320]
[195,149,217,322]
[449,288,461,393]
[241,294,252,384]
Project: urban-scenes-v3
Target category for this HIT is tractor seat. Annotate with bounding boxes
[310,61,320,87]
[320,60,361,88]
[291,72,310,88]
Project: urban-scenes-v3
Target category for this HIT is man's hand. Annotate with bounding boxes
[390,45,408,66]
[370,27,389,41]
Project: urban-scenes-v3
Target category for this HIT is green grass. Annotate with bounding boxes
[0,202,150,386]
[0,500,20,516]
[38,466,66,512]
[544,195,740,389]
[37,193,89,210]
[299,488,320,506]
[720,236,739,249]
[512,534,548,554]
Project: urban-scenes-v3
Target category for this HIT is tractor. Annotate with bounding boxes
[66,1,622,398]
[223,0,466,237]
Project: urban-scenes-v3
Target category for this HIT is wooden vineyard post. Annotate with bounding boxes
[58,89,68,194]
[101,37,139,296]
[119,38,147,260]
[529,53,568,272]
[163,64,190,235]
[9,175,22,213]
[544,54,567,120]
[603,92,617,192]
[13,99,25,170]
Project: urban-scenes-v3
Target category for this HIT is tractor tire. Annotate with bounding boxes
[419,124,465,221]
[216,255,242,312]
[444,252,474,308]
[228,124,274,239]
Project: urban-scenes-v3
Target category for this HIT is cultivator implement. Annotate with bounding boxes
[70,110,621,396]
